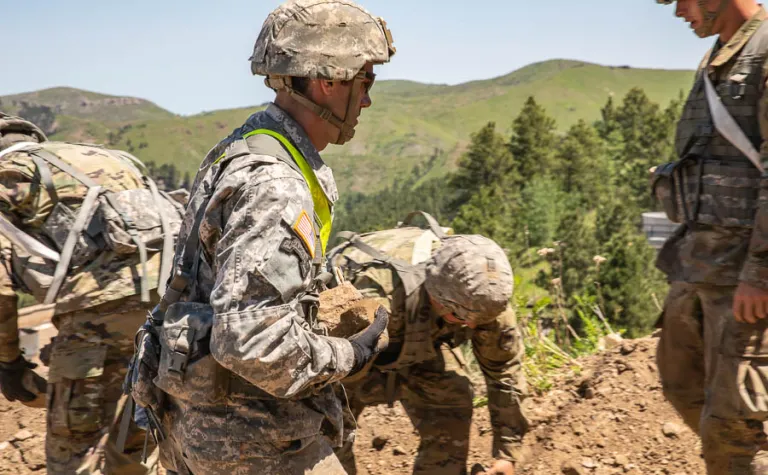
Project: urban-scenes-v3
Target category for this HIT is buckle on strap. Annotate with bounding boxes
[167,348,189,376]
[167,326,195,378]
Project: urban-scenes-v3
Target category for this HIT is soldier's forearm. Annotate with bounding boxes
[210,304,355,398]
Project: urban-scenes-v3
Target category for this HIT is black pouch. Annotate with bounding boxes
[651,161,684,223]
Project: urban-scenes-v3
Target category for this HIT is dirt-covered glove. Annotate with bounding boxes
[0,356,37,403]
[347,305,389,374]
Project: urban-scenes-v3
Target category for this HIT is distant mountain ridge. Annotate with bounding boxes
[0,59,694,193]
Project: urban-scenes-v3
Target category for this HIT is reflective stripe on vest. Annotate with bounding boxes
[242,128,333,255]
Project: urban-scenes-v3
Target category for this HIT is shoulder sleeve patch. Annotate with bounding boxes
[292,210,316,259]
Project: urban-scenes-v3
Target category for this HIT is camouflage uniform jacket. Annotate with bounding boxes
[168,104,355,452]
[0,143,164,362]
[658,8,768,286]
[355,269,527,460]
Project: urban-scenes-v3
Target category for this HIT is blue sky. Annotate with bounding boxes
[3,0,710,115]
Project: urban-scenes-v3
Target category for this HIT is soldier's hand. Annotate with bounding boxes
[478,460,515,475]
[734,282,768,324]
[0,356,37,403]
[347,305,389,374]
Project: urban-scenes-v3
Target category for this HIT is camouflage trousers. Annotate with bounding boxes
[338,344,476,475]
[45,295,158,475]
[657,282,768,475]
[158,400,347,475]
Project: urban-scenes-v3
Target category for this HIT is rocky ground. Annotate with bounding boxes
[0,336,705,474]
[352,337,705,475]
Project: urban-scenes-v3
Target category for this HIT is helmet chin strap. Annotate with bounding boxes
[697,0,730,37]
[266,70,367,146]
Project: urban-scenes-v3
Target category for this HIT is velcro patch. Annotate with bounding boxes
[292,210,316,259]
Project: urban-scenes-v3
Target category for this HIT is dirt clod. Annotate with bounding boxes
[318,283,380,338]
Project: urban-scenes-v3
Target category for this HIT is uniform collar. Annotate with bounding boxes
[709,7,768,69]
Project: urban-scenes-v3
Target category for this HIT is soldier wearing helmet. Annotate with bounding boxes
[0,111,189,474]
[152,1,395,474]
[329,214,527,475]
[652,0,768,473]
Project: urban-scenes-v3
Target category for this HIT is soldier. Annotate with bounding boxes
[652,0,768,473]
[144,1,395,474]
[0,112,184,474]
[329,213,528,475]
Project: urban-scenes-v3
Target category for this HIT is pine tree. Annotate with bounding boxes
[611,88,679,209]
[508,97,557,184]
[452,177,522,255]
[555,119,612,208]
[450,122,517,210]
[594,197,667,337]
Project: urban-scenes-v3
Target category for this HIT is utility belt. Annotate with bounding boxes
[651,156,761,228]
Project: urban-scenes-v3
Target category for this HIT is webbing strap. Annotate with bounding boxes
[132,231,150,302]
[115,394,134,453]
[242,129,333,254]
[45,184,102,303]
[162,130,332,309]
[30,155,59,209]
[0,141,37,159]
[400,211,447,239]
[703,73,765,173]
[0,214,60,262]
[30,149,99,188]
[145,178,173,298]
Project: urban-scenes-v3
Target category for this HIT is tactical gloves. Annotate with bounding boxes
[0,356,37,403]
[348,305,389,374]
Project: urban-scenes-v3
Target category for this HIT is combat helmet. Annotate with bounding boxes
[424,235,514,325]
[0,112,47,151]
[657,0,730,38]
[250,0,395,145]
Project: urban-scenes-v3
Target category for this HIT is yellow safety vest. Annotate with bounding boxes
[242,128,333,255]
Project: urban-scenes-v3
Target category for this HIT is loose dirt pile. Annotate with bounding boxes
[352,337,706,475]
[0,337,705,474]
[0,400,46,474]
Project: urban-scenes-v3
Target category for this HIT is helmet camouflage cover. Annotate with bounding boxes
[250,0,395,81]
[424,235,514,325]
[0,112,47,151]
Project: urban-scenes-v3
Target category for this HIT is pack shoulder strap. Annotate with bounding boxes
[161,139,282,308]
[44,184,102,303]
[243,129,333,255]
[400,211,447,239]
[29,148,99,188]
[0,213,60,262]
[336,230,425,296]
[703,73,765,173]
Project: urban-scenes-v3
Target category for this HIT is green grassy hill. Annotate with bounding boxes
[0,60,694,193]
[0,87,174,122]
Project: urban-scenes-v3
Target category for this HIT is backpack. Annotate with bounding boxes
[0,130,184,304]
[327,211,452,370]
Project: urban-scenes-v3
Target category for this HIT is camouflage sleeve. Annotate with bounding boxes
[471,304,529,462]
[207,164,355,398]
[740,62,768,286]
[0,234,20,363]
